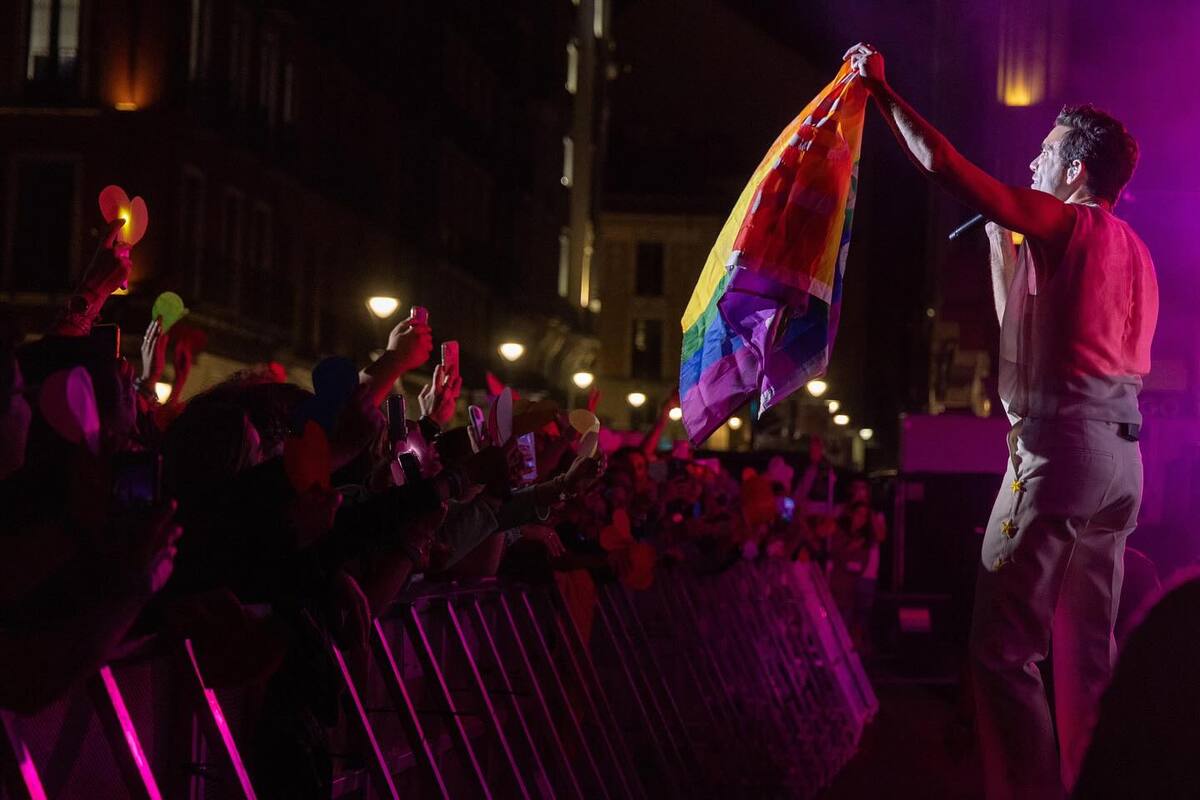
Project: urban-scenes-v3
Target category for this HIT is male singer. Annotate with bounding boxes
[843,43,1158,800]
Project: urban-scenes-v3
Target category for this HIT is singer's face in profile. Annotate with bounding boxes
[1030,124,1072,198]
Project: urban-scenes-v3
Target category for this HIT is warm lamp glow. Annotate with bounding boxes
[833,414,850,426]
[499,342,526,362]
[572,371,595,389]
[728,417,743,431]
[115,101,138,111]
[366,296,400,319]
[1011,232,1025,246]
[668,406,683,422]
[806,380,828,398]
[154,382,172,404]
[826,400,841,414]
[859,428,875,441]
[626,392,647,408]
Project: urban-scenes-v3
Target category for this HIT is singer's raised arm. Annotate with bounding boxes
[843,43,1074,246]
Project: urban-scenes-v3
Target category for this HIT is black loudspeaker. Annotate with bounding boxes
[891,472,1005,633]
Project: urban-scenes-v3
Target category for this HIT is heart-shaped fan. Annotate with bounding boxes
[98,185,149,246]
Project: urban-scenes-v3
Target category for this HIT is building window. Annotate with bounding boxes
[282,62,296,124]
[244,203,274,316]
[259,30,280,125]
[188,0,211,81]
[631,318,664,380]
[26,0,80,84]
[561,136,574,187]
[178,166,206,295]
[10,158,77,292]
[229,9,251,109]
[565,40,578,95]
[248,204,273,273]
[635,241,665,296]
[557,229,570,298]
[216,188,244,306]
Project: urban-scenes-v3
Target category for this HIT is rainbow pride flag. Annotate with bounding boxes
[679,64,867,444]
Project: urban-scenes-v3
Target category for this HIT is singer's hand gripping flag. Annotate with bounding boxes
[679,64,867,444]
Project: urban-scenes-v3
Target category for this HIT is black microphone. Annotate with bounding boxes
[947,213,986,241]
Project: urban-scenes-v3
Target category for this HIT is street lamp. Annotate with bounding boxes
[826,400,840,414]
[806,379,828,398]
[668,406,683,421]
[859,428,874,441]
[728,416,743,430]
[626,392,647,408]
[366,296,400,319]
[572,371,595,389]
[498,342,526,362]
[833,413,850,426]
[154,382,173,404]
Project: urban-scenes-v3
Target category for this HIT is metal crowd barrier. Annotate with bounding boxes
[0,561,876,799]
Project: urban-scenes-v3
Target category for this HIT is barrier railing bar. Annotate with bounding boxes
[444,599,532,799]
[328,642,400,800]
[591,596,678,792]
[371,618,451,799]
[659,573,745,738]
[0,712,48,800]
[86,666,163,800]
[469,597,558,800]
[402,603,494,799]
[179,639,257,799]
[496,593,588,799]
[610,586,702,774]
[516,592,612,800]
[537,588,642,800]
[598,588,689,780]
[544,585,647,800]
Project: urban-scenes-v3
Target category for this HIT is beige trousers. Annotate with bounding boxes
[970,417,1142,800]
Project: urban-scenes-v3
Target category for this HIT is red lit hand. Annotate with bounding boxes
[386,319,433,372]
[419,363,462,427]
[843,42,886,85]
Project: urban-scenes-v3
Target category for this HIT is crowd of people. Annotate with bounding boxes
[0,223,888,795]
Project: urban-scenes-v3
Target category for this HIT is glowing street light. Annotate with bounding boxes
[806,379,828,398]
[572,371,595,389]
[626,392,647,408]
[859,428,875,441]
[367,296,400,319]
[498,342,526,362]
[833,413,850,426]
[728,416,743,430]
[154,382,173,404]
[668,406,683,422]
[826,400,840,414]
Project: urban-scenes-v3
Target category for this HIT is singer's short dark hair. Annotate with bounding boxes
[1054,104,1139,204]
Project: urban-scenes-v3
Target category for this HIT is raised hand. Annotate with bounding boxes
[140,317,168,385]
[843,42,886,85]
[418,363,462,427]
[386,318,433,373]
[111,499,184,595]
[521,524,566,558]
